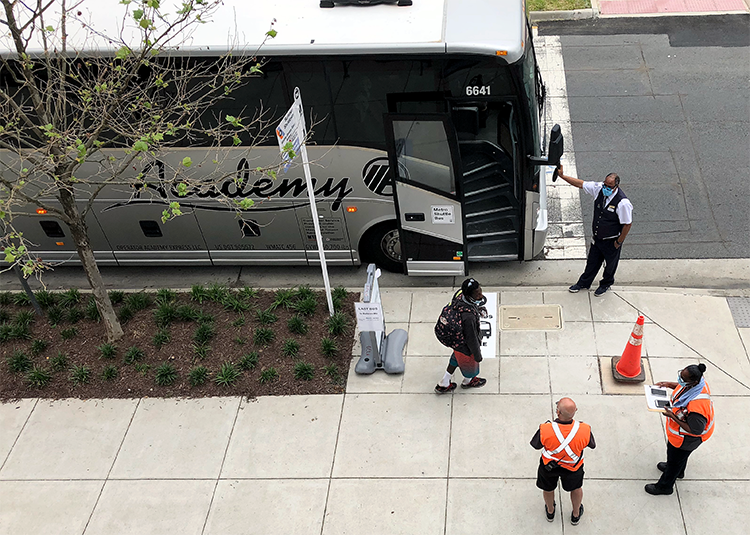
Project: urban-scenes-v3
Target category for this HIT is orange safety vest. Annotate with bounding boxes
[666,381,715,448]
[539,420,591,471]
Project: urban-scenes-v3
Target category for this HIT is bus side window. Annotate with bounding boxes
[238,219,261,237]
[139,220,163,238]
[39,220,65,238]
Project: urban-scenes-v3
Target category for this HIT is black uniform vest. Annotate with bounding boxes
[592,188,627,240]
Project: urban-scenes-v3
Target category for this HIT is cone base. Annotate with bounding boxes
[611,355,646,383]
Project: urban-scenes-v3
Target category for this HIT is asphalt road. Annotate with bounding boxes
[539,15,750,259]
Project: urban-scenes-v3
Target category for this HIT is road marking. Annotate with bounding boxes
[535,34,587,260]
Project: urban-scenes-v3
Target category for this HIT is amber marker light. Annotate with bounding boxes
[346,206,357,213]
[55,242,64,246]
[36,208,47,214]
[495,50,507,56]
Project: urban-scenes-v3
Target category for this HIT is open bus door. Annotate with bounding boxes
[383,114,467,276]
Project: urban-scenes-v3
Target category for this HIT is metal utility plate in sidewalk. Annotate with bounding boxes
[500,305,563,331]
[727,297,750,328]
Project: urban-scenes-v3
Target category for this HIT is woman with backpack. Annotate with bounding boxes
[434,278,488,393]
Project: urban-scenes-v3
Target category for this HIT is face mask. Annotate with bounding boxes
[602,185,614,197]
[677,374,689,387]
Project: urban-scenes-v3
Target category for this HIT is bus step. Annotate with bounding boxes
[465,214,518,238]
[463,181,510,198]
[464,194,517,218]
[468,253,518,262]
[466,237,518,259]
[463,161,500,178]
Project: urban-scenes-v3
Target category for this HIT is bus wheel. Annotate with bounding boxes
[360,222,403,273]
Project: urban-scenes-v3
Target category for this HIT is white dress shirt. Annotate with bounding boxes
[582,182,633,225]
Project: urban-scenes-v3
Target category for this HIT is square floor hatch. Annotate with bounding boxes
[500,305,563,331]
[727,297,750,328]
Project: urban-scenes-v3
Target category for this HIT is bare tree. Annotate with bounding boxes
[0,0,285,341]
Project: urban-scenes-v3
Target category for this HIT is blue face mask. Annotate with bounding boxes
[677,374,689,387]
[602,185,614,197]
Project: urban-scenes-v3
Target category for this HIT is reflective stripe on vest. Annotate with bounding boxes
[667,393,714,437]
[542,421,580,464]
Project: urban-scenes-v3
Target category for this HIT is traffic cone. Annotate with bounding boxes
[611,315,646,383]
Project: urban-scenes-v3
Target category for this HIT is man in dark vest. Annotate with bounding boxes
[556,165,633,297]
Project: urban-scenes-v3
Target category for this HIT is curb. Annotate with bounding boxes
[529,7,597,22]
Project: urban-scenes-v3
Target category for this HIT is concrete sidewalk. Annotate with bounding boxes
[1,287,749,534]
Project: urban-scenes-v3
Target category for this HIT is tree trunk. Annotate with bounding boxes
[59,190,124,342]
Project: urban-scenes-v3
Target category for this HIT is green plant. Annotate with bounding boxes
[7,350,32,373]
[256,308,278,326]
[69,365,91,386]
[154,302,178,327]
[60,327,78,340]
[332,286,348,301]
[14,310,36,327]
[196,311,214,324]
[270,288,295,310]
[34,289,57,309]
[0,307,9,323]
[282,338,300,358]
[232,313,245,327]
[30,339,48,356]
[176,304,200,322]
[125,292,151,312]
[98,343,117,359]
[296,285,314,301]
[118,305,134,323]
[287,315,308,335]
[152,328,171,350]
[155,288,177,304]
[109,290,125,304]
[193,322,216,345]
[67,307,83,324]
[50,352,69,372]
[238,351,259,371]
[46,305,64,326]
[8,324,31,340]
[192,343,211,360]
[215,362,240,386]
[323,363,341,382]
[13,292,31,306]
[124,346,145,365]
[190,284,209,304]
[253,327,275,346]
[85,297,100,321]
[237,286,258,300]
[0,324,11,343]
[221,295,248,313]
[102,365,118,381]
[294,361,314,381]
[333,297,344,313]
[207,283,230,303]
[189,365,209,386]
[325,312,349,337]
[134,363,151,375]
[59,288,82,307]
[26,365,52,388]
[259,367,279,384]
[155,363,178,386]
[321,337,338,358]
[294,296,317,316]
[233,336,246,346]
[0,292,11,306]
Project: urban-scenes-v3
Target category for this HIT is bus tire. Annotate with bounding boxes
[359,222,403,273]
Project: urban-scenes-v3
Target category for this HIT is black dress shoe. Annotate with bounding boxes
[645,483,673,495]
[657,462,684,479]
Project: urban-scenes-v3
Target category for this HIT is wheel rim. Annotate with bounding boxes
[380,229,402,263]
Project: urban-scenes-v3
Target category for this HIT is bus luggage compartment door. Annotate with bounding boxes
[384,114,467,276]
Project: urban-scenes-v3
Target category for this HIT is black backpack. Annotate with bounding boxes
[434,292,476,350]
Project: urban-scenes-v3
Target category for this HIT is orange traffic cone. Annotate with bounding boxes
[612,315,646,383]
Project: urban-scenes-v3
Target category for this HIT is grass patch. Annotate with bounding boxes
[152,328,171,350]
[189,365,209,387]
[50,352,69,372]
[155,288,177,304]
[176,304,200,322]
[287,315,308,335]
[154,363,178,386]
[60,327,78,340]
[323,363,341,382]
[35,290,57,309]
[527,0,590,10]
[215,362,240,387]
[259,367,279,384]
[13,292,31,307]
[134,363,151,375]
[282,338,300,358]
[26,365,52,388]
[118,305,134,323]
[154,302,178,327]
[190,284,209,304]
[59,288,82,307]
[270,288,295,310]
[124,346,145,365]
[15,310,35,327]
[193,322,216,345]
[67,307,84,324]
[256,308,278,326]
[192,342,211,360]
[293,361,314,381]
[294,296,317,316]
[207,283,231,303]
[321,337,338,358]
[237,286,258,300]
[325,312,349,337]
[30,339,48,356]
[98,343,117,359]
[238,352,259,371]
[125,292,151,312]
[253,327,275,347]
[0,307,9,323]
[46,305,64,326]
[221,295,248,313]
[85,297,100,321]
[108,290,125,304]
[0,292,11,306]
[7,350,32,373]
[69,365,91,386]
[233,336,246,346]
[231,313,245,327]
[102,365,118,381]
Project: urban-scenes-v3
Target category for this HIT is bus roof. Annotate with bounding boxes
[1,0,527,63]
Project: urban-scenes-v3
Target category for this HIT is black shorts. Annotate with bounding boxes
[536,459,585,492]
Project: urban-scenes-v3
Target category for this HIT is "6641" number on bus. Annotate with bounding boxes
[465,85,491,96]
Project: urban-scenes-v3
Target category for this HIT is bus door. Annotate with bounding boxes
[383,114,467,276]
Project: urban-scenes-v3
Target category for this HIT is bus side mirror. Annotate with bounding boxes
[547,125,564,167]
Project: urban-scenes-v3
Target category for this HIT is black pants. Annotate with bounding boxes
[656,443,694,490]
[577,238,622,289]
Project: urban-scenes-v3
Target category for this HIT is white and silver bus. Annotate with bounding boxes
[4,0,562,276]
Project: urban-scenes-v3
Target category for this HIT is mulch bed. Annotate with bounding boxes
[0,286,357,401]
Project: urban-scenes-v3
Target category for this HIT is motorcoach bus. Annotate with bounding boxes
[2,0,562,276]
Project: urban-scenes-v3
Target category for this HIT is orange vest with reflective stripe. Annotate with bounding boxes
[539,420,591,472]
[666,382,714,448]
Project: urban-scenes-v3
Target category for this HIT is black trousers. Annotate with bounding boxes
[577,238,622,289]
[656,442,694,490]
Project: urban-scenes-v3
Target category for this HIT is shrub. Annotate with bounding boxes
[321,338,338,358]
[270,288,295,310]
[67,307,83,324]
[0,307,9,323]
[0,292,11,306]
[0,324,11,342]
[333,297,344,313]
[155,363,178,386]
[124,346,145,365]
[215,362,240,386]
[70,365,91,386]
[189,365,209,387]
[154,302,178,327]
[155,288,177,305]
[237,286,258,300]
[85,297,100,321]
[221,295,248,313]
[325,312,349,337]
[30,339,48,356]
[7,350,32,373]
[152,328,171,350]
[98,343,117,359]
[332,286,348,301]
[296,285,314,301]
[282,338,300,358]
[259,367,279,384]
[256,308,278,326]
[207,283,230,303]
[108,290,125,304]
[50,352,69,372]
[176,304,200,322]
[231,313,245,327]
[323,363,341,382]
[125,292,151,312]
[193,323,216,345]
[13,292,31,306]
[46,305,64,326]
[8,324,31,340]
[15,310,36,327]
[190,284,209,304]
[287,315,308,335]
[192,343,211,360]
[102,365,118,381]
[294,296,317,316]
[294,361,314,381]
[196,311,214,324]
[238,352,259,371]
[35,290,57,309]
[253,327,275,346]
[60,327,78,340]
[118,305,134,323]
[59,288,81,307]
[26,365,52,388]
